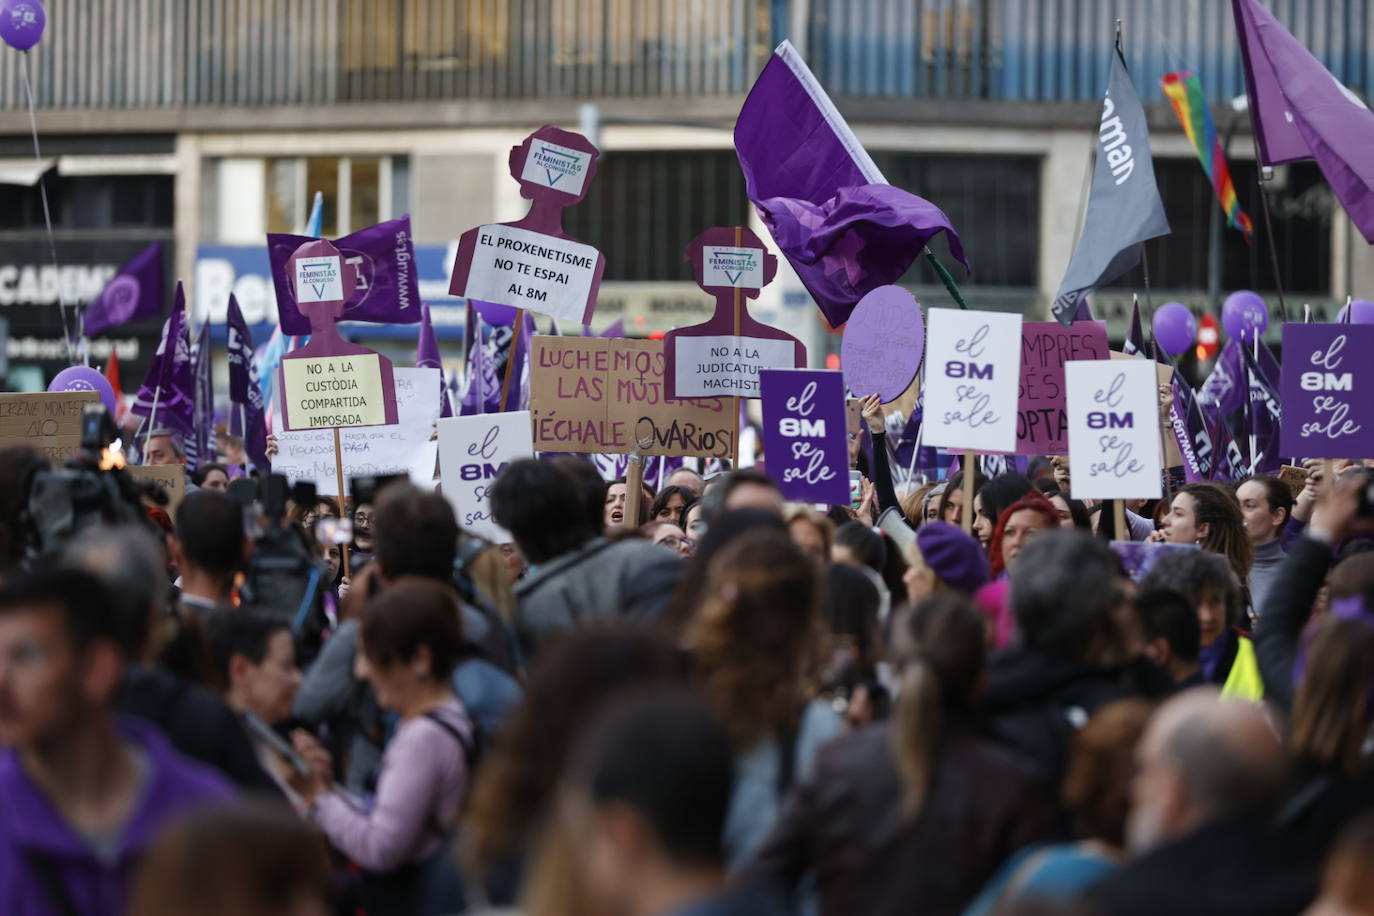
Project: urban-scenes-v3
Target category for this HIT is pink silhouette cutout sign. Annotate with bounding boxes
[277,239,399,431]
[448,126,605,325]
[663,226,806,400]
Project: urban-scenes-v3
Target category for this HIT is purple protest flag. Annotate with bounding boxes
[1198,339,1246,417]
[131,283,195,438]
[1241,340,1282,474]
[83,241,163,337]
[734,41,967,328]
[1123,297,1148,359]
[226,295,269,473]
[460,303,535,415]
[268,215,422,335]
[1233,0,1374,242]
[1280,324,1374,459]
[760,369,850,505]
[416,304,453,418]
[598,320,626,338]
[186,321,215,469]
[1168,368,1216,482]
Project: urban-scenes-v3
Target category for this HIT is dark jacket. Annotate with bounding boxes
[117,665,279,795]
[742,722,1050,916]
[1255,534,1332,711]
[981,648,1136,793]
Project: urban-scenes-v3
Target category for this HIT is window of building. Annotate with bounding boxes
[869,152,1040,289]
[563,150,750,282]
[266,156,391,236]
[0,174,172,231]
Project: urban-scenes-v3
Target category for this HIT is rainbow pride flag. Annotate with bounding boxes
[1161,70,1254,241]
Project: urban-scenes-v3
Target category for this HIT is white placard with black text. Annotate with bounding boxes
[437,411,534,542]
[922,308,1022,453]
[1065,359,1162,500]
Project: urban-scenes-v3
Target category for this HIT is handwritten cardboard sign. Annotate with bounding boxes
[449,126,605,324]
[128,464,186,514]
[1280,324,1374,458]
[0,391,98,465]
[437,411,533,542]
[922,308,1022,453]
[530,336,733,457]
[1065,359,1162,500]
[841,286,925,403]
[1015,321,1110,455]
[273,368,441,496]
[760,369,849,504]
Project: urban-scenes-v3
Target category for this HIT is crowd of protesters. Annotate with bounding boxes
[0,408,1372,916]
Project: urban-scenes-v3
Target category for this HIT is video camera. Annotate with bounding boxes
[25,404,164,557]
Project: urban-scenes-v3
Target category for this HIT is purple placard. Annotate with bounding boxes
[278,239,399,432]
[663,226,806,400]
[1280,323,1374,458]
[840,285,924,402]
[1014,320,1110,455]
[759,368,849,505]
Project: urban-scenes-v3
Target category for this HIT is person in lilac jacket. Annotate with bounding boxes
[0,567,233,916]
[292,578,475,915]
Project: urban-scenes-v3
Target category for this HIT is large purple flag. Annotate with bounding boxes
[734,41,967,327]
[1165,352,1216,482]
[186,321,214,469]
[131,283,194,438]
[416,304,453,418]
[268,215,422,335]
[1234,0,1374,242]
[84,242,164,337]
[1198,339,1246,417]
[226,295,269,474]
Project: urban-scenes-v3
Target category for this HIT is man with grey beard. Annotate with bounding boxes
[1089,689,1288,916]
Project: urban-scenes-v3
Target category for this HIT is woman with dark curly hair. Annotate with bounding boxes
[684,528,842,867]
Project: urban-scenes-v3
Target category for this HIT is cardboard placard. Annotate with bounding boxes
[760,369,849,505]
[280,353,391,431]
[0,391,98,466]
[1015,321,1110,455]
[922,308,1023,453]
[841,285,925,403]
[530,336,733,457]
[273,368,441,496]
[1065,359,1162,500]
[1280,324,1374,458]
[128,464,186,514]
[437,411,534,542]
[1279,464,1310,500]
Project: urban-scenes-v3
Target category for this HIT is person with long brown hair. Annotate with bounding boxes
[684,528,842,868]
[742,594,1049,915]
[1154,483,1254,595]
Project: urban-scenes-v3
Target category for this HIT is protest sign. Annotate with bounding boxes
[1015,321,1110,455]
[0,391,97,465]
[922,309,1022,453]
[530,336,733,457]
[1065,359,1162,500]
[438,411,533,542]
[277,239,399,432]
[273,368,441,497]
[760,369,849,504]
[128,464,185,514]
[1111,541,1199,581]
[449,126,605,325]
[663,227,806,400]
[1280,324,1374,459]
[841,286,925,402]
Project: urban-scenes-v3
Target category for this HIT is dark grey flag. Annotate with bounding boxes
[1052,48,1171,326]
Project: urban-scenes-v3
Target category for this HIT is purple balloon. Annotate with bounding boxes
[48,365,117,416]
[0,0,45,51]
[1222,290,1269,342]
[1335,299,1374,324]
[1152,302,1197,356]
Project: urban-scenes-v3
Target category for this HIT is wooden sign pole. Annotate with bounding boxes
[730,224,744,469]
[962,450,976,534]
[498,309,526,413]
[333,427,350,573]
[624,455,645,528]
[1113,499,1127,542]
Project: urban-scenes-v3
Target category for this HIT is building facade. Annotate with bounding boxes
[1,0,1371,384]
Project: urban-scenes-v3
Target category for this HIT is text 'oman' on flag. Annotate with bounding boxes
[1234,0,1374,242]
[1051,45,1171,327]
